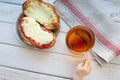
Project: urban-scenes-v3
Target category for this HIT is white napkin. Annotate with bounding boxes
[54,0,120,63]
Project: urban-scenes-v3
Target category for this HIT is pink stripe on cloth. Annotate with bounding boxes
[59,0,120,56]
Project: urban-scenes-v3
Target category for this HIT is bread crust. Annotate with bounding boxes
[17,16,56,49]
[22,0,60,31]
[17,14,31,45]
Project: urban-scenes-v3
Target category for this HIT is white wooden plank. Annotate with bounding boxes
[0,0,25,5]
[0,44,120,80]
[0,2,22,23]
[0,0,56,5]
[0,44,81,78]
[0,22,21,45]
[0,23,120,64]
[0,22,78,57]
[0,66,70,80]
[0,22,119,64]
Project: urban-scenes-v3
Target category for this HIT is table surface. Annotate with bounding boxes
[0,0,120,80]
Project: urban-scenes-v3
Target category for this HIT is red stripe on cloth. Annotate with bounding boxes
[59,0,120,56]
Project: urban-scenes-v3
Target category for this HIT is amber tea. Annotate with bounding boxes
[66,26,95,54]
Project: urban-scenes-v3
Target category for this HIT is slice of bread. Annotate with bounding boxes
[22,0,60,31]
[18,17,56,49]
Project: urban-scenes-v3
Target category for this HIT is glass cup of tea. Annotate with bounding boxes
[65,25,95,56]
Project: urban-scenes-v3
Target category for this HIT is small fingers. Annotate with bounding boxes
[84,59,91,68]
[77,53,92,70]
[85,53,91,60]
[84,59,92,74]
[81,54,91,67]
[81,58,86,67]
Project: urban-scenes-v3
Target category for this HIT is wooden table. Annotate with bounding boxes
[0,0,120,80]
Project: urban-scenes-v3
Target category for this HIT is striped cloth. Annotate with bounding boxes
[54,0,120,62]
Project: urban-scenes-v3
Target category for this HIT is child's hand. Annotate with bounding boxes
[73,55,92,80]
